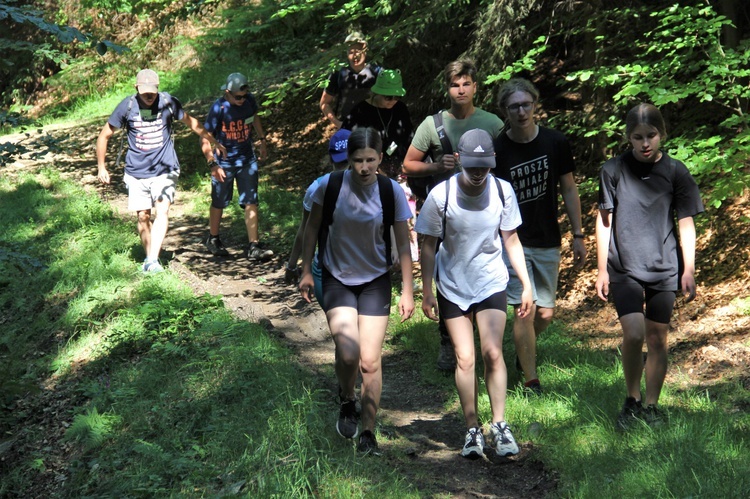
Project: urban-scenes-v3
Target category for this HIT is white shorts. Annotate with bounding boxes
[124,170,179,212]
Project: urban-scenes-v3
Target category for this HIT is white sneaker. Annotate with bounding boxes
[460,427,485,459]
[489,421,519,457]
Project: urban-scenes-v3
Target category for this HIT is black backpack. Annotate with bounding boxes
[406,111,453,203]
[318,170,397,266]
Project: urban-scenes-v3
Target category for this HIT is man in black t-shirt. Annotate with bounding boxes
[320,31,381,129]
[495,78,586,394]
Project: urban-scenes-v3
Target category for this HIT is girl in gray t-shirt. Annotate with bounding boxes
[298,128,415,455]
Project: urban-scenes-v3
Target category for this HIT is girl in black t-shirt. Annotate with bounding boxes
[595,103,704,430]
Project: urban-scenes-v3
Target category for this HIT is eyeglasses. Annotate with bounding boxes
[231,93,248,101]
[506,101,535,113]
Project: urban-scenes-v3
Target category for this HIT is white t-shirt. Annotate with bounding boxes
[312,170,412,286]
[415,174,521,309]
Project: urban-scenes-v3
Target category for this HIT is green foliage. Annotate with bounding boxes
[63,407,122,451]
[552,2,750,207]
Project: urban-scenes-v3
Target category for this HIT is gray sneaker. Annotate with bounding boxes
[205,235,229,256]
[336,399,359,439]
[436,341,456,371]
[460,427,485,459]
[489,421,519,457]
[245,242,274,261]
[142,259,163,273]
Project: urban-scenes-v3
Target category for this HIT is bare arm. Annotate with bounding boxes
[402,145,456,177]
[501,229,532,318]
[96,123,116,184]
[595,209,612,301]
[420,235,439,321]
[320,91,342,129]
[286,208,310,283]
[181,112,227,158]
[299,202,323,303]
[678,216,697,302]
[393,220,415,322]
[559,172,587,269]
[252,114,268,161]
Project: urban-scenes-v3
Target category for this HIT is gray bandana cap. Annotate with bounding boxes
[457,129,496,168]
[222,73,249,92]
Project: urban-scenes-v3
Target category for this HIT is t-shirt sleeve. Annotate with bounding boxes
[303,176,325,212]
[168,95,185,121]
[598,159,619,212]
[673,162,704,219]
[324,70,340,96]
[410,116,435,155]
[204,100,222,135]
[499,180,522,231]
[556,132,576,176]
[414,185,445,237]
[107,97,132,129]
[311,174,330,207]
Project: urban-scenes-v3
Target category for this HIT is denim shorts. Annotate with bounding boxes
[211,160,259,208]
[503,245,561,309]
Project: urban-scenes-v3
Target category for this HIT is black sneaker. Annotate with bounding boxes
[357,430,381,456]
[524,380,543,396]
[643,404,666,427]
[616,396,643,431]
[460,427,485,459]
[245,242,274,261]
[205,235,229,256]
[336,399,359,439]
[436,341,456,371]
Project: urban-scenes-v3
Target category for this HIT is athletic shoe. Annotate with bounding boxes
[142,259,163,273]
[616,396,643,431]
[436,341,456,371]
[336,399,359,439]
[524,379,543,396]
[205,235,229,256]
[357,430,381,456]
[460,427,485,459]
[489,421,519,457]
[643,404,666,427]
[245,242,274,261]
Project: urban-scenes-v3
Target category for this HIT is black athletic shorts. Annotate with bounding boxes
[321,267,391,316]
[437,289,508,320]
[609,276,676,324]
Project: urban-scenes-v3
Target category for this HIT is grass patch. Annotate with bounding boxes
[0,170,417,497]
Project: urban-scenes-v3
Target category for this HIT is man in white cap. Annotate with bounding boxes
[201,72,273,260]
[320,31,381,129]
[96,68,226,273]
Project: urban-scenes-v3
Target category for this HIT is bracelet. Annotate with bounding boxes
[208,160,218,168]
[573,233,585,239]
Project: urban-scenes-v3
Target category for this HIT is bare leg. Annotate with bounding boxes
[620,312,646,400]
[209,206,223,236]
[326,307,360,401]
[245,204,259,243]
[475,308,509,423]
[534,306,554,337]
[357,315,389,432]
[644,319,669,406]
[447,314,480,428]
[147,199,171,261]
[136,209,152,255]
[513,303,538,382]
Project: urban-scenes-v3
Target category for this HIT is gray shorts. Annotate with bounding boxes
[124,170,179,212]
[503,245,561,309]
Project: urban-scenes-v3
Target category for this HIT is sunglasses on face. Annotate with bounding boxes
[381,95,398,101]
[141,93,157,100]
[231,93,248,101]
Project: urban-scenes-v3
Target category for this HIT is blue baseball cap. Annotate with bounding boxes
[329,129,351,163]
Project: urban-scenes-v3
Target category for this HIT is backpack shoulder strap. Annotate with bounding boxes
[115,95,137,169]
[376,174,395,267]
[432,111,453,155]
[318,170,346,262]
[441,176,451,240]
[494,177,506,208]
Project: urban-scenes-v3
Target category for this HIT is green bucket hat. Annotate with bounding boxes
[371,69,406,97]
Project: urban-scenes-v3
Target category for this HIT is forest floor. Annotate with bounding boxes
[2,92,749,497]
